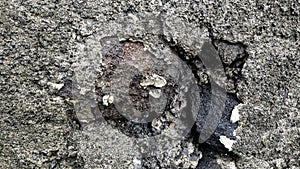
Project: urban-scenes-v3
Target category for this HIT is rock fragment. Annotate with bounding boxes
[103,95,114,106]
[219,136,236,151]
[149,89,161,98]
[47,82,64,90]
[230,104,244,123]
[140,74,167,88]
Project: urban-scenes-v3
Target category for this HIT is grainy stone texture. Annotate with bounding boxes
[0,0,299,169]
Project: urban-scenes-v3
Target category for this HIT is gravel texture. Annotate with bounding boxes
[0,0,299,168]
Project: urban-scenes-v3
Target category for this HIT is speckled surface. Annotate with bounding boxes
[0,0,299,168]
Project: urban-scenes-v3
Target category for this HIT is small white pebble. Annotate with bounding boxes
[149,89,161,98]
[230,104,244,123]
[140,74,167,88]
[233,129,237,137]
[140,79,155,87]
[108,95,114,104]
[219,135,236,151]
[102,95,114,106]
[152,74,167,88]
[47,82,64,90]
[102,95,109,106]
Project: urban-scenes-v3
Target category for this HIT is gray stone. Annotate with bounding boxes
[0,0,298,168]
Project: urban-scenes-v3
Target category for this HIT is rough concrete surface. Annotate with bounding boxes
[0,0,299,169]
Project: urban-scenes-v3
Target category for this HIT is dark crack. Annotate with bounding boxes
[160,34,248,168]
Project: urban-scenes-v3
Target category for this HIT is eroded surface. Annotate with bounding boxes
[0,0,299,169]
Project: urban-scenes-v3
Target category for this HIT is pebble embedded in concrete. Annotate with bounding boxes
[103,94,114,106]
[149,89,162,98]
[47,82,64,90]
[140,74,167,88]
[219,136,236,151]
[230,104,244,123]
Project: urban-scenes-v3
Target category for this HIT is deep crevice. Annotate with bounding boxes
[160,31,247,168]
